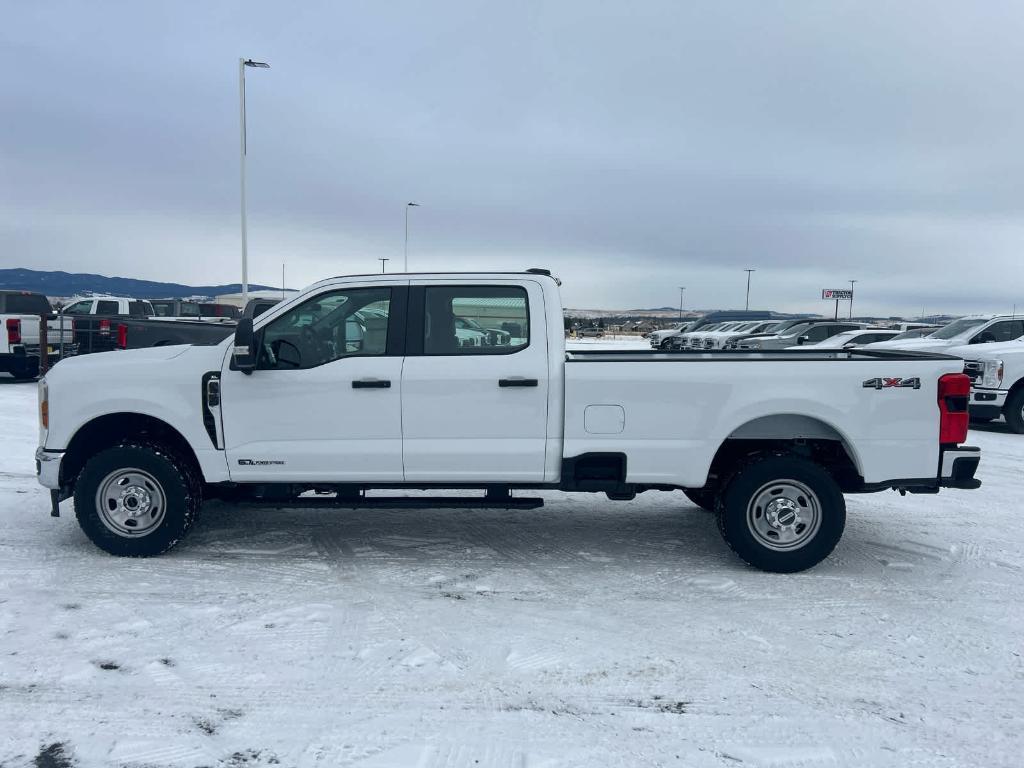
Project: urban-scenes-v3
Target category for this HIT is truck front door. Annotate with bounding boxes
[400,281,549,482]
[219,283,407,482]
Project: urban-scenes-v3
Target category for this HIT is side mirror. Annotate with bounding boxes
[797,335,809,345]
[232,318,257,374]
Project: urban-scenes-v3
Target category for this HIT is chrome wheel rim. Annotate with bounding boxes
[95,468,166,537]
[746,479,822,551]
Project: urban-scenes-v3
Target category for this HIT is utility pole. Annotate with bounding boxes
[678,287,686,320]
[848,279,858,320]
[238,58,270,305]
[404,202,420,272]
[378,257,390,274]
[744,269,755,310]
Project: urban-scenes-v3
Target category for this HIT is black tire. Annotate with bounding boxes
[11,358,39,381]
[74,440,201,556]
[683,488,716,513]
[1005,389,1024,434]
[717,455,845,573]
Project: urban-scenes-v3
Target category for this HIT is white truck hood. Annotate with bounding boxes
[862,337,953,351]
[944,339,1024,361]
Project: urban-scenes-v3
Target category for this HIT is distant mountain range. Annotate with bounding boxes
[0,268,279,299]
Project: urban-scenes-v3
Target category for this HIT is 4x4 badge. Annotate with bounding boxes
[862,377,921,390]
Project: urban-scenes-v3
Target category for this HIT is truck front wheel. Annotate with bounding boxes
[717,455,845,573]
[1004,389,1024,434]
[74,441,200,556]
[683,488,716,512]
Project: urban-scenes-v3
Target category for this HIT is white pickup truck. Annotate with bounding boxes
[36,271,981,572]
[949,339,1024,433]
[1,290,76,380]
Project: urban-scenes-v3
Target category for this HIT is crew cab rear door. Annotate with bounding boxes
[401,280,549,482]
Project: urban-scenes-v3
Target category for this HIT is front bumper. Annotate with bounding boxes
[35,446,63,490]
[969,387,1007,420]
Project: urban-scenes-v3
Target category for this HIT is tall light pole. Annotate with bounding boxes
[239,58,270,305]
[848,279,858,320]
[378,257,390,274]
[404,202,420,272]
[744,269,756,310]
[678,287,686,320]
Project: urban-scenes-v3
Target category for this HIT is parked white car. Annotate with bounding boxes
[739,321,865,350]
[786,329,901,350]
[37,271,980,573]
[648,322,696,349]
[864,315,1024,353]
[948,339,1024,433]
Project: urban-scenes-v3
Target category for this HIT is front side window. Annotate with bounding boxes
[179,303,201,317]
[973,320,1024,344]
[424,286,529,355]
[65,300,93,315]
[152,301,173,316]
[258,287,391,370]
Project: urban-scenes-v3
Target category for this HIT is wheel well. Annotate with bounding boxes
[1008,376,1024,400]
[706,437,862,493]
[61,413,200,488]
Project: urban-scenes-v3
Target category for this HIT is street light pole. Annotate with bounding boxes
[239,58,270,305]
[404,202,420,272]
[744,269,755,310]
[678,287,686,320]
[379,257,390,274]
[848,279,858,320]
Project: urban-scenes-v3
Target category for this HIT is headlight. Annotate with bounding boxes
[747,340,762,349]
[982,359,1004,389]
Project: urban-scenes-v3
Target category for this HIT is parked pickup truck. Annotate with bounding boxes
[63,296,236,353]
[948,339,1024,433]
[36,270,981,572]
[1,290,76,380]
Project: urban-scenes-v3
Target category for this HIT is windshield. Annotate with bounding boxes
[780,322,812,338]
[928,318,987,340]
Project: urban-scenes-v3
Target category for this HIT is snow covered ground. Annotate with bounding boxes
[1,360,1022,767]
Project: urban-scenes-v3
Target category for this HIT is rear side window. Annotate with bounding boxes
[129,301,153,316]
[97,300,119,315]
[151,301,173,316]
[179,303,201,317]
[423,286,529,355]
[3,293,52,314]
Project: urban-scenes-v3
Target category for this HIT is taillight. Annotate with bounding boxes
[938,373,970,445]
[6,318,21,345]
[117,323,128,349]
[99,318,110,337]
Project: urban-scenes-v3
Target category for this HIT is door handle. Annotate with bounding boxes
[352,379,391,389]
[498,377,538,388]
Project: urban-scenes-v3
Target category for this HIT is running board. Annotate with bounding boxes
[243,496,545,510]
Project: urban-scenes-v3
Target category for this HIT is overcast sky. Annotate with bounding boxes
[3,1,1024,315]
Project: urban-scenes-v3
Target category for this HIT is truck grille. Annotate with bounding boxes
[963,360,983,384]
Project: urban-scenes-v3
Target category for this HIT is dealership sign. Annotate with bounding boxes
[822,289,853,300]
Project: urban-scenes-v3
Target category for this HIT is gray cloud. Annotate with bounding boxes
[3,0,1024,315]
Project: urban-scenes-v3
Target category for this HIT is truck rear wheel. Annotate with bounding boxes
[717,455,845,573]
[74,441,200,556]
[1005,389,1024,434]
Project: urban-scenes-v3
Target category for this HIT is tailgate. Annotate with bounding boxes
[46,316,76,344]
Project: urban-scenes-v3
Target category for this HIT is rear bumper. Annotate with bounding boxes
[939,445,981,489]
[856,445,981,493]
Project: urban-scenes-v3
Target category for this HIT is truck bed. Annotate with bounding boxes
[562,346,966,487]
